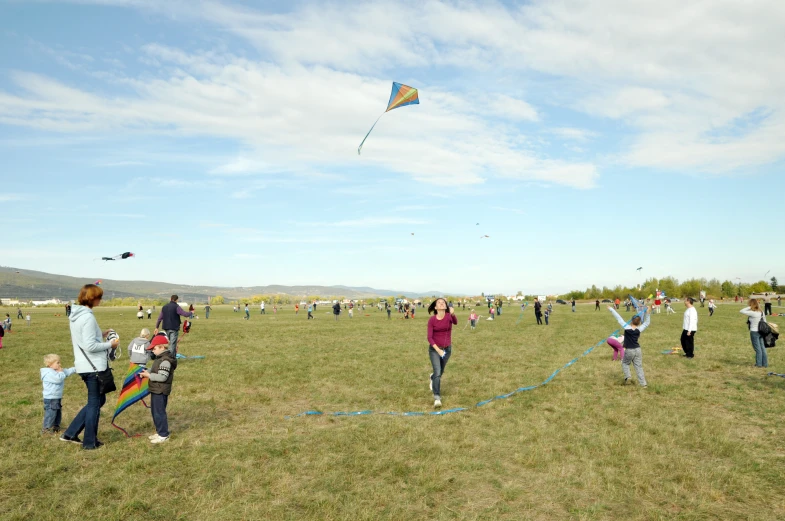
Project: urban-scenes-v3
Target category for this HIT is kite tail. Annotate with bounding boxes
[357,112,385,155]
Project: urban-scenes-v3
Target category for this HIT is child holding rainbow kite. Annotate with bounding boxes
[139,334,178,444]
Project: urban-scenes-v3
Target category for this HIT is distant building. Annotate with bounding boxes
[31,298,62,306]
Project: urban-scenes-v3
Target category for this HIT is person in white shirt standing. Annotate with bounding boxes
[740,299,768,368]
[260,301,265,315]
[681,298,698,358]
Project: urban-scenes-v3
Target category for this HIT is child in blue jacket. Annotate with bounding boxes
[40,354,77,434]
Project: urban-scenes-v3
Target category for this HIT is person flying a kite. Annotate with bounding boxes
[358,82,419,155]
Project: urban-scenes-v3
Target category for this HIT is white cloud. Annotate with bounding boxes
[0,194,29,202]
[296,217,429,228]
[98,161,151,167]
[549,128,598,141]
[10,0,785,178]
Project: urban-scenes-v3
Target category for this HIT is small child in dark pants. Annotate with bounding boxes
[139,334,177,444]
[40,354,77,434]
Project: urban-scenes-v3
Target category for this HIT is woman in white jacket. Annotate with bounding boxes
[740,298,768,368]
[60,284,119,450]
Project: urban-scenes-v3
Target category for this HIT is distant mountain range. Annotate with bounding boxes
[0,266,445,301]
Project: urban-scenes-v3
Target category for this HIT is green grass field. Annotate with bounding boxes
[2,302,784,520]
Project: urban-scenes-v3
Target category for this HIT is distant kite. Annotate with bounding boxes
[480,235,490,239]
[94,280,102,286]
[636,267,642,271]
[101,252,135,261]
[358,82,419,155]
[411,233,415,235]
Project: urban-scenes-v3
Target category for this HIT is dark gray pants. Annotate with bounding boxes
[42,398,62,431]
[165,329,179,356]
[151,393,169,437]
[429,346,452,398]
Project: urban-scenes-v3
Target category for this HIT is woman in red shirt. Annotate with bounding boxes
[427,298,457,408]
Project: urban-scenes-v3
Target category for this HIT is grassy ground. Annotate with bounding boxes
[1,302,784,520]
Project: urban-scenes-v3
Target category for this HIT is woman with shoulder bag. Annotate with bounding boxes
[740,298,768,368]
[60,284,119,450]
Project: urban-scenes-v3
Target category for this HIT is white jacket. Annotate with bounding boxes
[69,305,112,373]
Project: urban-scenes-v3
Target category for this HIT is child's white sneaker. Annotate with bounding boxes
[151,435,169,444]
[148,434,161,441]
[434,398,442,408]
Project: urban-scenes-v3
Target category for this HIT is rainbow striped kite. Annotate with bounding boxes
[111,363,150,437]
[357,82,419,155]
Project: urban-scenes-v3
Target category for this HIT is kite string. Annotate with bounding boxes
[357,111,385,155]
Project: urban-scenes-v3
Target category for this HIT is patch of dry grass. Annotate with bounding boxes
[1,302,784,520]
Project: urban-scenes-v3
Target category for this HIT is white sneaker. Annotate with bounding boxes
[151,435,169,444]
[148,434,161,441]
[429,373,433,391]
[434,398,442,408]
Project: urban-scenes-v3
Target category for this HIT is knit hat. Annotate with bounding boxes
[146,333,169,350]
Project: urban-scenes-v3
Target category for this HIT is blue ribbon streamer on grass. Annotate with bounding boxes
[286,308,646,419]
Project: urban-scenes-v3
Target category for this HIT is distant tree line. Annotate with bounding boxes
[561,276,779,301]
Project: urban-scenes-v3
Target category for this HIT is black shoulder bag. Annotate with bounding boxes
[77,344,117,394]
[758,314,771,336]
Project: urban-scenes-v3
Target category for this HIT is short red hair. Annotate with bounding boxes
[78,284,104,307]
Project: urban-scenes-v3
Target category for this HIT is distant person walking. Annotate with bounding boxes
[741,299,768,368]
[244,304,250,320]
[204,304,211,319]
[333,301,341,321]
[60,283,120,450]
[17,308,23,319]
[427,298,457,408]
[534,300,543,325]
[154,295,193,356]
[595,299,600,311]
[681,298,698,358]
[708,299,716,317]
[307,303,314,319]
[386,302,391,319]
[763,293,772,316]
[260,301,265,315]
[571,299,576,312]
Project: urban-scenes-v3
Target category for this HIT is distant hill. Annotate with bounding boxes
[0,266,445,302]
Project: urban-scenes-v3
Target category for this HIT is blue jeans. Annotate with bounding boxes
[150,393,170,437]
[63,373,106,449]
[751,331,768,367]
[42,398,62,432]
[429,345,452,398]
[205,310,210,319]
[165,329,179,356]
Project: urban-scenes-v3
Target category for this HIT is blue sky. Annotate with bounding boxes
[2,0,784,295]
